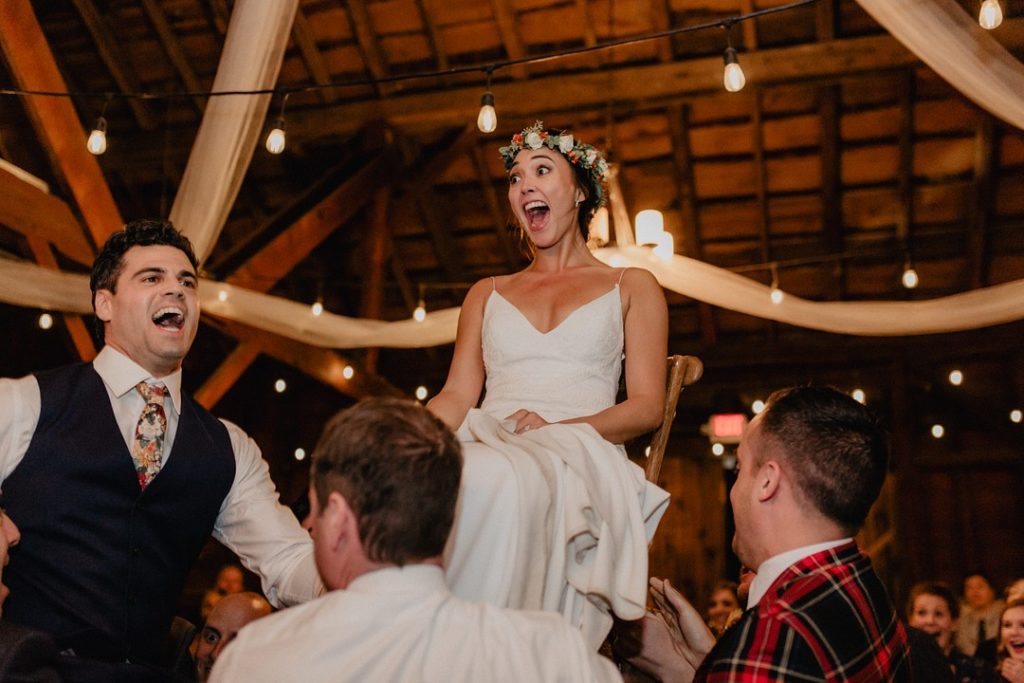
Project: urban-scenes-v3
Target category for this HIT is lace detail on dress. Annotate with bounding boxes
[479,286,624,423]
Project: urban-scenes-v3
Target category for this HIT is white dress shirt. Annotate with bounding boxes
[210,564,622,683]
[746,538,853,608]
[0,346,322,607]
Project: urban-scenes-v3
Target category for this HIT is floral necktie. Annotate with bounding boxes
[132,382,167,489]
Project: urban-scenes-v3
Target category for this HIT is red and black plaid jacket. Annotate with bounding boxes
[695,542,911,682]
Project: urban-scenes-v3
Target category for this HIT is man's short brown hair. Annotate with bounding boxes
[310,398,462,565]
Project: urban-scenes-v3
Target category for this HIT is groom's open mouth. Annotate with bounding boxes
[152,307,185,332]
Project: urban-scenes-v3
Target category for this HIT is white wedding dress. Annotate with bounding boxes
[444,276,670,647]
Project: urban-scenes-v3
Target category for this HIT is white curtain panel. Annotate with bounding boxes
[169,0,299,262]
[855,0,1024,130]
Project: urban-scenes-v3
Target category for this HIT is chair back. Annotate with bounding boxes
[641,355,703,483]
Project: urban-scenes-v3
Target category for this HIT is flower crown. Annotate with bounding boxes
[499,121,609,207]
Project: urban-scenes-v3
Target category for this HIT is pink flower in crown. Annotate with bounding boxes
[512,133,523,146]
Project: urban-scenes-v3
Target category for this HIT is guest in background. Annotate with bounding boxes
[705,581,739,637]
[1007,579,1024,605]
[194,592,271,683]
[959,573,1006,659]
[907,581,997,682]
[997,600,1024,683]
[214,565,244,596]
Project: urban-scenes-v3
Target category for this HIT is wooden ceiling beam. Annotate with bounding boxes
[0,1,122,250]
[205,0,231,35]
[139,0,207,114]
[0,166,94,266]
[417,0,449,71]
[752,91,770,265]
[346,0,390,93]
[194,342,261,409]
[471,143,519,270]
[668,104,717,348]
[648,0,673,62]
[226,147,402,292]
[490,0,529,80]
[739,0,758,50]
[896,70,915,247]
[292,8,338,104]
[208,317,402,398]
[26,236,96,362]
[967,116,997,289]
[415,189,466,282]
[819,85,844,299]
[69,0,158,130]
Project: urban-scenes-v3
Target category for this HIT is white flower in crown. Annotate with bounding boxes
[525,131,543,149]
[585,149,597,164]
[558,135,575,154]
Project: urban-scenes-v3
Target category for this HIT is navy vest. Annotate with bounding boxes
[2,363,235,665]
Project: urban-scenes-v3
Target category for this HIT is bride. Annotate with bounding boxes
[427,122,670,646]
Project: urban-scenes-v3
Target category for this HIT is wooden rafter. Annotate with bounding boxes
[0,166,94,266]
[0,1,122,249]
[819,85,844,299]
[193,342,261,409]
[208,318,401,398]
[416,0,448,71]
[292,7,338,104]
[489,0,529,80]
[739,0,758,50]
[471,143,519,270]
[226,148,402,291]
[27,236,96,362]
[752,90,770,264]
[896,71,914,247]
[69,0,158,130]
[576,0,597,49]
[346,0,389,92]
[139,0,207,114]
[361,188,391,373]
[648,0,673,62]
[668,104,717,347]
[968,116,997,289]
[415,190,466,281]
[816,0,837,40]
[205,0,231,35]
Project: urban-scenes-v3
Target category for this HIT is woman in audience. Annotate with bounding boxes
[706,580,740,636]
[907,581,997,682]
[997,599,1024,683]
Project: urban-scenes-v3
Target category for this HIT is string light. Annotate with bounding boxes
[711,443,725,456]
[751,399,765,414]
[265,94,289,154]
[948,369,963,386]
[769,263,784,305]
[217,289,228,302]
[274,378,287,393]
[851,388,866,404]
[901,257,919,289]
[311,299,324,316]
[86,97,111,156]
[294,448,306,461]
[930,424,945,439]
[415,386,429,401]
[979,0,1003,29]
[342,365,354,380]
[476,67,497,133]
[38,312,53,330]
[1011,409,1022,424]
[722,47,746,92]
[413,300,426,322]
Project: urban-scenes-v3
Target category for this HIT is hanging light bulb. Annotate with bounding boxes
[477,92,497,133]
[87,116,108,155]
[294,448,307,461]
[342,365,354,380]
[770,264,782,303]
[265,93,289,154]
[979,0,1003,29]
[901,263,919,289]
[723,47,746,93]
[635,210,664,245]
[415,386,429,401]
[930,424,945,439]
[1010,408,1022,424]
[413,300,427,322]
[948,369,963,386]
[476,67,497,133]
[311,300,324,316]
[38,312,54,330]
[852,388,866,404]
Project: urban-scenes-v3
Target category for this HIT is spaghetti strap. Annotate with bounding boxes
[616,268,628,286]
[490,276,497,292]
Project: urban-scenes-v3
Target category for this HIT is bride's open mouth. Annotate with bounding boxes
[524,200,549,230]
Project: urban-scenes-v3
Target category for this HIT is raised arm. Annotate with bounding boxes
[560,268,667,444]
[426,278,492,431]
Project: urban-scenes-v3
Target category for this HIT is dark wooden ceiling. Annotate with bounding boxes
[2,0,1024,474]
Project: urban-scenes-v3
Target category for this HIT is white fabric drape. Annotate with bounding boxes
[854,0,1024,130]
[169,0,299,262]
[4,248,1024,346]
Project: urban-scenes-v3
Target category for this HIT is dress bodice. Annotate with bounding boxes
[479,284,624,423]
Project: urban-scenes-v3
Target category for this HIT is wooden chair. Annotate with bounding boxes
[629,355,704,484]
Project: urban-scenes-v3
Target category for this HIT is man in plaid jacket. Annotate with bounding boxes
[628,386,911,682]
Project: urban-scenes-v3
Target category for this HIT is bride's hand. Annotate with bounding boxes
[505,409,549,434]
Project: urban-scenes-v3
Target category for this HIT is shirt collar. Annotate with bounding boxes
[346,564,446,595]
[93,345,183,415]
[747,537,853,608]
